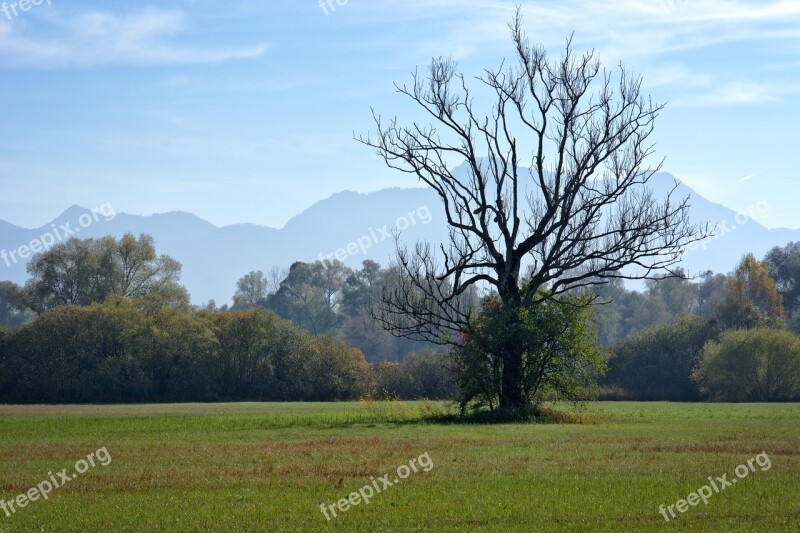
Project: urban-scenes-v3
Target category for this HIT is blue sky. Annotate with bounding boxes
[1,0,799,229]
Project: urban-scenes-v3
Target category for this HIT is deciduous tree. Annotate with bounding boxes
[714,254,784,330]
[22,234,186,313]
[358,10,705,417]
[766,242,800,329]
[233,270,269,309]
[693,328,800,401]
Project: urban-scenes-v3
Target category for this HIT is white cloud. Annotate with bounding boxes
[0,7,267,67]
[673,81,800,107]
[640,64,712,89]
[362,0,800,108]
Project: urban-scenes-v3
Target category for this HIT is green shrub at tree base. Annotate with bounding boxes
[451,293,607,417]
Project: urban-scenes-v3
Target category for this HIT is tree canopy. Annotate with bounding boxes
[20,233,186,313]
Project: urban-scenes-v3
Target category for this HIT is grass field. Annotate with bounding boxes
[0,401,798,532]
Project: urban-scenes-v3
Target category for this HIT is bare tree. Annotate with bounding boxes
[266,265,288,296]
[358,10,707,415]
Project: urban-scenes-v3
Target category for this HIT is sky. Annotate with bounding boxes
[0,0,799,230]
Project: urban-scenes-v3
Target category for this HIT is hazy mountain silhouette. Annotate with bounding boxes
[0,188,444,304]
[0,172,796,304]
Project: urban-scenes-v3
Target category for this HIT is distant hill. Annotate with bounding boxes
[1,172,796,304]
[0,188,446,304]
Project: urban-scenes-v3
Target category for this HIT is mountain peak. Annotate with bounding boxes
[57,205,90,219]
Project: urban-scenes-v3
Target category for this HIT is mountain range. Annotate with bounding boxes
[1,172,796,304]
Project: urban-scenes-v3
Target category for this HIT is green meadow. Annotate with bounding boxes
[0,402,798,532]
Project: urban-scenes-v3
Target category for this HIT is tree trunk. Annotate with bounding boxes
[497,290,530,419]
[497,318,534,420]
[499,348,526,415]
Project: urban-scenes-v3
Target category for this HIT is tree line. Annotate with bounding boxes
[225,260,456,362]
[602,248,800,402]
[0,234,455,403]
[2,232,800,404]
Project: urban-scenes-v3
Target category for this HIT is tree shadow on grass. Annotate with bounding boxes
[418,405,605,425]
